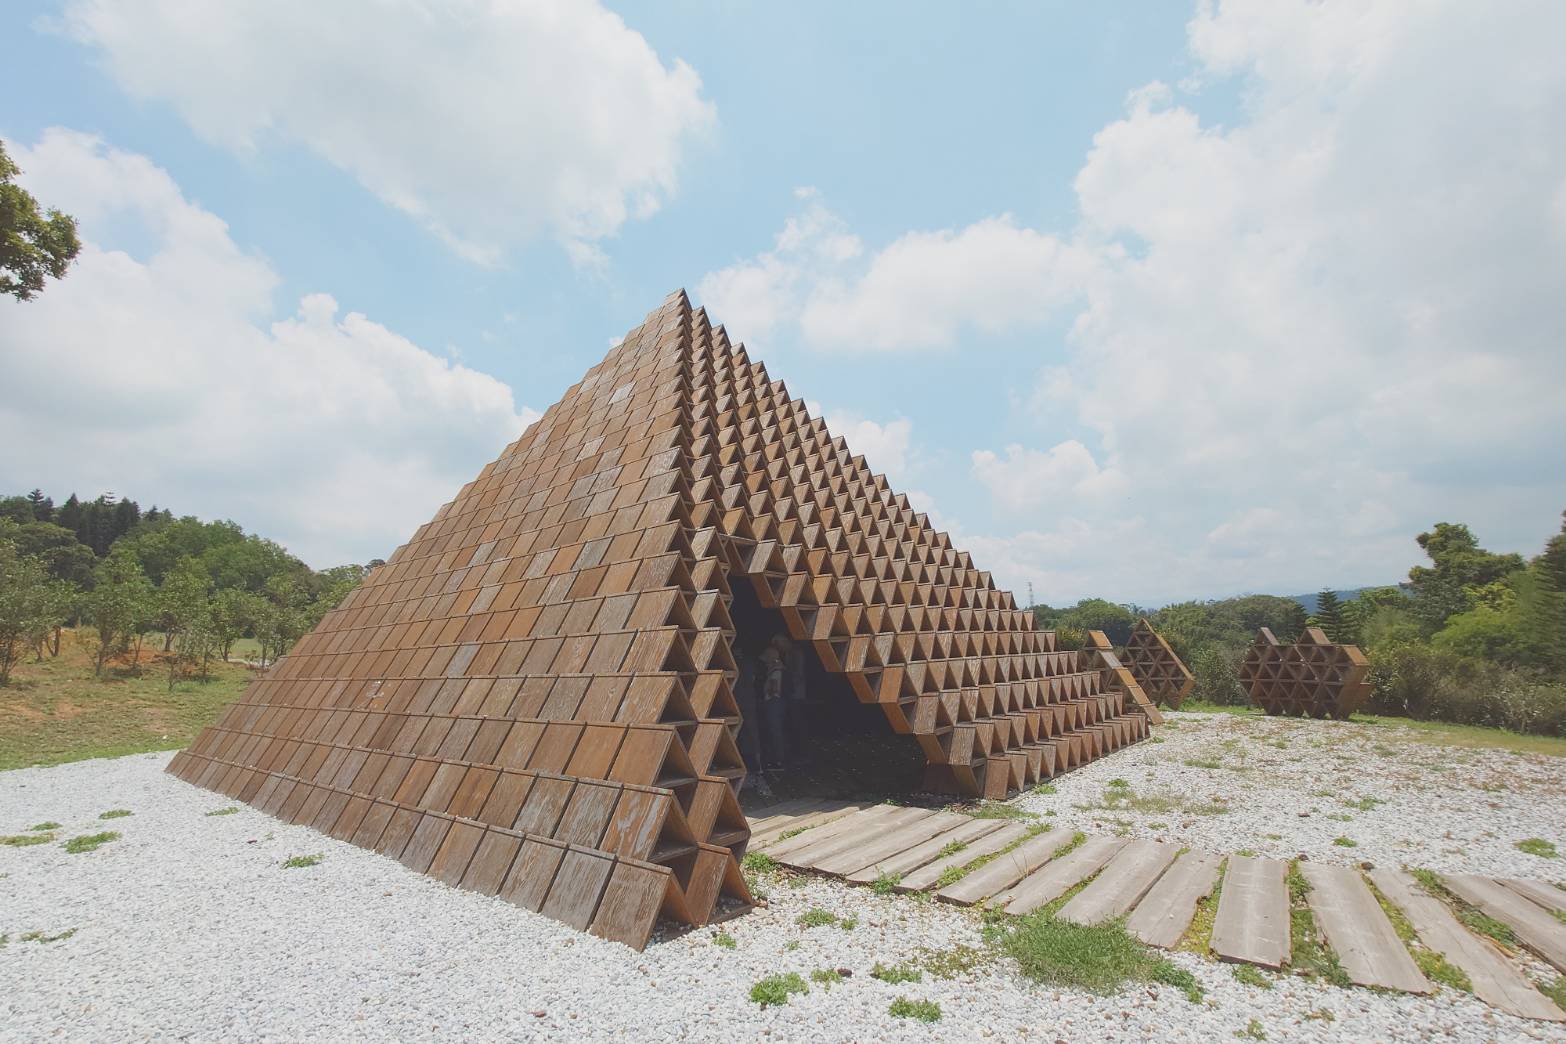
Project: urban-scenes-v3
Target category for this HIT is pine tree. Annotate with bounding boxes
[25,488,52,522]
[1313,589,1345,642]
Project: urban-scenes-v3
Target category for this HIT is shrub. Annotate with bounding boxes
[1189,644,1247,705]
[1366,642,1566,736]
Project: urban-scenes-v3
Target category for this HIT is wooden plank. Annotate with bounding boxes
[938,828,1075,906]
[1126,850,1223,948]
[745,798,828,832]
[1058,839,1178,925]
[777,806,938,871]
[1443,873,1566,973]
[1301,863,1430,993]
[1211,855,1290,969]
[1500,878,1566,916]
[897,821,1031,892]
[749,802,868,849]
[761,804,901,862]
[1002,836,1126,916]
[847,817,1006,884]
[814,810,971,876]
[1372,868,1564,1022]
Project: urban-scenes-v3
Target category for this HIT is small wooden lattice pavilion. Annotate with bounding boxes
[168,291,1158,949]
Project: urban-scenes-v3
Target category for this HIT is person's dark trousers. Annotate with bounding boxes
[736,685,762,773]
[760,696,789,771]
[786,699,810,767]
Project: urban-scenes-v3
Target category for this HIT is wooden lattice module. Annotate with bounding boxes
[1239,626,1371,719]
[1121,617,1194,709]
[167,290,1155,949]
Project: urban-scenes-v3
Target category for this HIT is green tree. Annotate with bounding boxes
[1530,510,1566,668]
[1312,589,1346,642]
[208,587,262,661]
[84,550,153,677]
[0,518,95,586]
[0,538,63,685]
[1,140,82,300]
[1407,522,1525,631]
[158,558,212,691]
[256,574,309,666]
[25,488,52,522]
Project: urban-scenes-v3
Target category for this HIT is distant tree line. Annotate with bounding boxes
[1034,509,1566,735]
[0,488,379,689]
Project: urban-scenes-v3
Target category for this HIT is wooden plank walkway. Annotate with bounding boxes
[1059,839,1179,926]
[1301,863,1430,993]
[744,802,1566,1022]
[1443,873,1566,973]
[1126,850,1223,948]
[1372,869,1564,1022]
[1211,855,1290,969]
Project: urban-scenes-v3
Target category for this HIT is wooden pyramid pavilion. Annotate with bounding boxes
[168,290,1155,948]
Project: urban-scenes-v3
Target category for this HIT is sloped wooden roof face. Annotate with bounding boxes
[169,290,1152,949]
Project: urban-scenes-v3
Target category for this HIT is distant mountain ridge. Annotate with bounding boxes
[1286,586,1407,614]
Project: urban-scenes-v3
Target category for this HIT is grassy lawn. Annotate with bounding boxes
[1179,700,1566,758]
[0,629,252,772]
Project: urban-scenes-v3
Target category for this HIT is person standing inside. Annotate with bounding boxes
[758,633,788,775]
[782,635,810,768]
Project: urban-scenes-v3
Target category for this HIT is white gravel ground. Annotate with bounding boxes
[1017,711,1566,879]
[2,741,1564,1043]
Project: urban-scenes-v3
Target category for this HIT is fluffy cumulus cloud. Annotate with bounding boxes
[55,0,714,265]
[701,0,1566,603]
[0,130,537,567]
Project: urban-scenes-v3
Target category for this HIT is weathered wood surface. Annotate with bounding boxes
[1211,855,1290,969]
[1058,839,1178,926]
[774,806,935,869]
[759,805,888,860]
[1443,873,1566,973]
[1500,878,1566,916]
[937,828,1074,906]
[844,815,1002,883]
[750,803,868,848]
[897,821,1032,893]
[1125,850,1223,949]
[1372,869,1564,1022]
[812,810,968,876]
[1003,836,1127,917]
[1301,863,1429,993]
[746,799,828,833]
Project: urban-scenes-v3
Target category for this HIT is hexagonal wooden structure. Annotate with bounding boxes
[1122,617,1195,709]
[167,290,1155,948]
[1239,626,1370,719]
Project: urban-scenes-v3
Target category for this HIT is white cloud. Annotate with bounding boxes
[825,413,914,484]
[55,0,714,265]
[700,0,1566,604]
[0,129,536,567]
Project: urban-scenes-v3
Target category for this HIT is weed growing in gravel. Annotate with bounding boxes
[206,807,240,817]
[996,913,1179,995]
[1539,976,1566,1009]
[1184,758,1223,770]
[713,932,736,949]
[871,873,902,896]
[1516,838,1559,859]
[1365,877,1471,993]
[20,927,79,944]
[1231,964,1273,989]
[1032,783,1057,795]
[63,831,119,854]
[783,940,800,952]
[796,907,839,928]
[1343,797,1384,812]
[1304,1008,1335,1022]
[1326,813,1353,822]
[743,852,779,874]
[809,968,842,988]
[934,839,968,860]
[0,933,7,947]
[30,822,61,831]
[1235,848,1257,858]
[1410,868,1522,948]
[98,809,133,820]
[281,854,323,869]
[871,961,923,984]
[775,827,808,841]
[1332,837,1357,848]
[1151,961,1204,1003]
[748,973,807,1007]
[1178,860,1226,954]
[966,801,1037,821]
[1237,1017,1267,1040]
[838,916,859,931]
[1285,862,1351,986]
[914,944,991,979]
[888,997,942,1022]
[2,833,54,847]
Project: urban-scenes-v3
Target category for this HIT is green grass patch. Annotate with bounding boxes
[871,961,923,984]
[1285,861,1351,985]
[1332,837,1357,848]
[1411,868,1522,949]
[98,809,133,820]
[713,931,736,949]
[62,831,119,854]
[1237,1017,1267,1040]
[1539,976,1566,1009]
[1183,758,1224,770]
[742,851,779,874]
[1151,960,1205,1003]
[996,911,1181,996]
[1178,701,1260,716]
[914,944,991,979]
[795,907,838,928]
[809,967,842,988]
[934,839,968,860]
[281,853,323,869]
[19,928,78,944]
[1364,874,1471,993]
[1179,859,1226,954]
[965,800,1037,821]
[1031,782,1057,795]
[749,972,807,1007]
[1231,964,1273,989]
[888,997,942,1022]
[29,821,61,831]
[1350,714,1566,758]
[2,832,55,847]
[205,806,240,817]
[1516,838,1559,859]
[1343,797,1384,812]
[871,872,902,896]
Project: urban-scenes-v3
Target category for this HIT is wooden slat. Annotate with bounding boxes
[938,828,1074,906]
[1301,863,1430,993]
[1372,868,1564,1022]
[897,821,1031,892]
[777,806,938,871]
[1500,878,1566,916]
[1058,839,1178,925]
[745,798,828,832]
[814,811,971,876]
[761,804,901,862]
[847,817,1006,884]
[1211,855,1290,969]
[750,802,868,849]
[1126,850,1223,948]
[1443,873,1566,973]
[1001,836,1126,916]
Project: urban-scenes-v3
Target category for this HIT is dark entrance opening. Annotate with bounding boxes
[728,578,925,810]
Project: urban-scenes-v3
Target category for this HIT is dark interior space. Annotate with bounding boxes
[727,578,926,810]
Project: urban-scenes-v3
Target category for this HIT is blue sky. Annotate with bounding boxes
[2,1,1563,606]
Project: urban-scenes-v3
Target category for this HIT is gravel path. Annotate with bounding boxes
[1017,711,1566,880]
[2,745,1564,1042]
